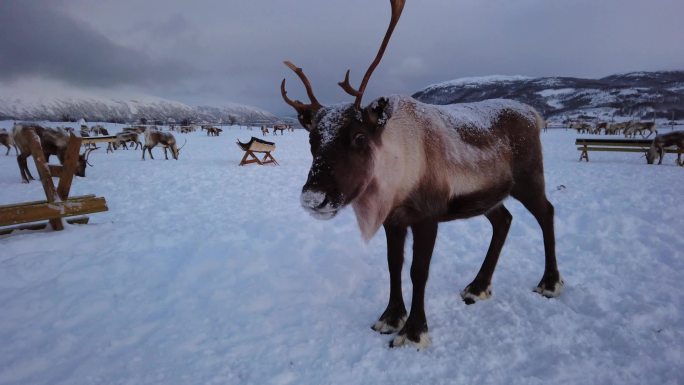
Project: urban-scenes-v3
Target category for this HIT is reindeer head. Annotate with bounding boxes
[282,0,405,219]
[172,138,187,160]
[76,148,97,177]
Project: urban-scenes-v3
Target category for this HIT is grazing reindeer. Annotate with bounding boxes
[1,128,17,155]
[12,124,96,183]
[113,131,142,150]
[282,0,562,348]
[261,125,269,136]
[646,130,684,165]
[207,126,222,136]
[142,129,185,160]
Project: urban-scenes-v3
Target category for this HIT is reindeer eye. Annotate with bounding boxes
[352,132,367,149]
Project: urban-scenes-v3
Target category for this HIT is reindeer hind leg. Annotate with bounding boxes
[511,175,563,297]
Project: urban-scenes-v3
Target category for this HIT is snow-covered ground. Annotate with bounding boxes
[0,123,682,385]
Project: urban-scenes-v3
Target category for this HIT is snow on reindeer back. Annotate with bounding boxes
[390,96,536,132]
[312,96,537,148]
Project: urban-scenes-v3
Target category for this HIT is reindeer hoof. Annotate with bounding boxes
[534,276,564,298]
[390,331,431,349]
[460,283,492,305]
[372,314,406,334]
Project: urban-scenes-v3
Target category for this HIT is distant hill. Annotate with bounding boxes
[0,93,281,125]
[412,71,684,121]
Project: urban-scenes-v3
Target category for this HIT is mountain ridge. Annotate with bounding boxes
[412,70,684,121]
[0,93,281,125]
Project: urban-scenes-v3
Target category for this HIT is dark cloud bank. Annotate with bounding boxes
[1,0,682,115]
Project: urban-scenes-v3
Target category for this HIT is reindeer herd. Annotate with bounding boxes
[569,120,658,138]
[1,119,301,184]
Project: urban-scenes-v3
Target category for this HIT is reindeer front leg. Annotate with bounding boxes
[372,224,407,334]
[390,220,437,349]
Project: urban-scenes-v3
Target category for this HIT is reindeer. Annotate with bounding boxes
[273,124,288,135]
[0,128,17,155]
[281,0,562,349]
[594,122,607,135]
[206,126,222,136]
[12,124,96,183]
[90,125,109,136]
[606,121,629,135]
[570,121,592,134]
[261,125,269,136]
[625,121,657,138]
[113,131,142,150]
[646,130,684,165]
[142,129,185,160]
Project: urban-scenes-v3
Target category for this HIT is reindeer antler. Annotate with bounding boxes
[339,0,406,110]
[178,138,187,152]
[281,61,322,113]
[83,147,97,167]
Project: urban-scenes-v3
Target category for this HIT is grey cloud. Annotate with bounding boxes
[1,0,683,115]
[0,1,192,88]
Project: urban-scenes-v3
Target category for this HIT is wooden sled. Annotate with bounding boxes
[236,137,279,166]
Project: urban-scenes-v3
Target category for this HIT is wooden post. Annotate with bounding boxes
[56,134,82,200]
[27,131,63,230]
[579,145,589,162]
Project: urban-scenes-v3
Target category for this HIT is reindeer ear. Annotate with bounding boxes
[297,109,317,132]
[362,97,390,130]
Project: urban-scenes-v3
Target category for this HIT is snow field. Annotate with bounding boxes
[0,123,682,385]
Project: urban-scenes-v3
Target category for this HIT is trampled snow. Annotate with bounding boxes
[0,123,682,385]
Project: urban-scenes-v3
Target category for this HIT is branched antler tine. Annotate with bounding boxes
[281,79,307,110]
[283,61,322,110]
[338,69,361,97]
[353,0,406,109]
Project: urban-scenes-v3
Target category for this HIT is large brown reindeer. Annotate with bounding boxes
[12,124,96,183]
[282,0,562,348]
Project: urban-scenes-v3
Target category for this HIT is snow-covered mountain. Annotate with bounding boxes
[0,93,280,125]
[413,71,684,121]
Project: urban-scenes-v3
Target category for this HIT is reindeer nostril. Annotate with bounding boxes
[301,189,327,209]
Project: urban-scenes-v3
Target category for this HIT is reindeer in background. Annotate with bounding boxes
[142,129,186,160]
[281,0,561,348]
[0,128,17,155]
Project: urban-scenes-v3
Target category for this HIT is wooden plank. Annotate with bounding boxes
[81,136,118,144]
[575,138,652,145]
[0,195,96,210]
[575,141,651,147]
[57,134,82,200]
[0,217,90,236]
[576,147,680,153]
[0,197,108,227]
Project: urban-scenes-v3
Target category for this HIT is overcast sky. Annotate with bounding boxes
[1,0,683,115]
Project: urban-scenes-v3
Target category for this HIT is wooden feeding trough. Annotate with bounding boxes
[0,131,108,235]
[236,137,279,166]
